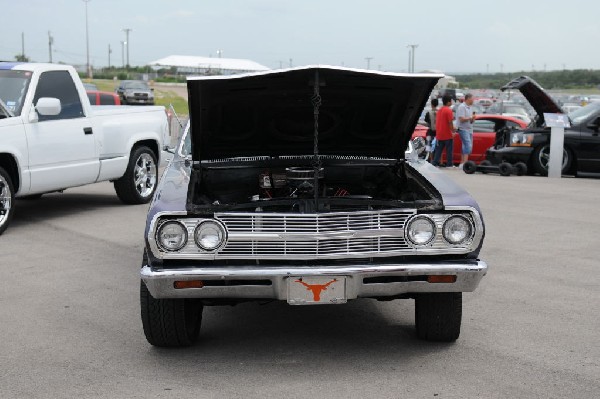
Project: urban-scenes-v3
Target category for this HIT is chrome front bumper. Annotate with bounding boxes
[141,260,487,300]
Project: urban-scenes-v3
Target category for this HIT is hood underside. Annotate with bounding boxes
[187,66,441,161]
[501,76,562,123]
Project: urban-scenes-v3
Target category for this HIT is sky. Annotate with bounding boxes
[1,0,598,74]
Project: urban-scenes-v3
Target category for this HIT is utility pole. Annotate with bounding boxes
[48,31,54,63]
[120,41,125,68]
[407,47,411,72]
[486,63,489,74]
[278,60,283,69]
[21,32,25,60]
[289,58,293,68]
[122,28,132,68]
[108,44,112,68]
[83,0,91,78]
[407,44,418,73]
[365,57,373,70]
[500,63,504,73]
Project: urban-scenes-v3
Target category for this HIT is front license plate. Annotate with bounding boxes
[287,276,347,305]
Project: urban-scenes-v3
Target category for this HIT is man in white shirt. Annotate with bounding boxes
[455,93,476,167]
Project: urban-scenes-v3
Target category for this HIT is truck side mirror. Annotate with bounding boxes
[35,97,62,116]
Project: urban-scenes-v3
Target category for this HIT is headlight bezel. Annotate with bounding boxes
[194,220,227,251]
[509,132,534,147]
[406,215,437,246]
[155,220,188,252]
[442,215,473,245]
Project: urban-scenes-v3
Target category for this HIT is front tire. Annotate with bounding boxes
[415,293,462,342]
[114,146,158,204]
[532,144,571,176]
[140,281,204,347]
[0,166,15,235]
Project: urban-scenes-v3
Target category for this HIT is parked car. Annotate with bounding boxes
[139,66,488,347]
[116,80,155,105]
[412,114,527,164]
[487,76,600,175]
[86,90,121,105]
[0,62,169,234]
[485,101,532,124]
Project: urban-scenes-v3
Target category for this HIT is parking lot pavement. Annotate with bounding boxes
[1,172,599,398]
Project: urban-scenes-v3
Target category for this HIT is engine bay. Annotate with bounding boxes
[188,160,440,213]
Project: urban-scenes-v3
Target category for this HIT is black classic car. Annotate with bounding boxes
[140,67,488,347]
[487,76,600,175]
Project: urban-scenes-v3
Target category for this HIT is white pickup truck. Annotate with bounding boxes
[0,62,169,234]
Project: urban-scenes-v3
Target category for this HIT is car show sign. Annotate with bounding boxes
[544,113,570,178]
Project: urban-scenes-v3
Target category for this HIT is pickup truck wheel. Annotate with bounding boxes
[415,293,462,342]
[114,146,158,204]
[532,144,571,176]
[0,167,15,235]
[140,281,203,347]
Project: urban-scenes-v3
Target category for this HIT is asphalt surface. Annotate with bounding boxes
[1,170,599,398]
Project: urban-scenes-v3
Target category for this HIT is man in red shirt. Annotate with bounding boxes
[432,95,455,167]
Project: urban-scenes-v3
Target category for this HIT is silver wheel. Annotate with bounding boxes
[538,145,568,172]
[0,174,11,228]
[134,153,157,199]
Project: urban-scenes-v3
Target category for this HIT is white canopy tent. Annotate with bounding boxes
[149,55,269,75]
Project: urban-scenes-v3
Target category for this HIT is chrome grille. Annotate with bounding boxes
[214,210,415,259]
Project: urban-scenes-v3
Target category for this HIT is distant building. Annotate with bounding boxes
[149,55,269,76]
[421,69,459,90]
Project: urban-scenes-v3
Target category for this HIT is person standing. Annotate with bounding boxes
[424,98,438,161]
[455,93,476,167]
[432,95,455,167]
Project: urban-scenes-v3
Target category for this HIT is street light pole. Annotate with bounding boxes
[83,0,91,77]
[407,44,418,73]
[122,28,132,68]
[48,31,54,63]
[365,57,373,70]
[120,41,125,68]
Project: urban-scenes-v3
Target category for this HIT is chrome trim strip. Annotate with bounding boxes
[141,260,488,299]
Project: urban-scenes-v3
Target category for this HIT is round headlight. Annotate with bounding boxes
[407,216,436,246]
[443,216,472,245]
[194,221,226,251]
[157,221,188,251]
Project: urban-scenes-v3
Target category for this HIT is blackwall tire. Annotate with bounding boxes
[514,162,528,176]
[479,160,492,174]
[0,166,15,235]
[415,293,462,342]
[532,144,571,176]
[499,162,513,176]
[114,146,158,204]
[140,281,203,347]
[463,161,477,174]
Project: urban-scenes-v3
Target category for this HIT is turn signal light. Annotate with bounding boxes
[427,275,457,284]
[174,280,204,289]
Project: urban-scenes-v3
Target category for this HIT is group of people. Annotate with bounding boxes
[423,93,476,168]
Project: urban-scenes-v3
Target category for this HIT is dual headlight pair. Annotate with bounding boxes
[156,220,226,252]
[406,215,472,247]
[509,132,534,146]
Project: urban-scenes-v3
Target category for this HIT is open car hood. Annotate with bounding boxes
[501,76,562,123]
[187,66,441,161]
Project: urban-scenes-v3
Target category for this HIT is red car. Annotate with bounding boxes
[86,90,121,106]
[412,115,528,164]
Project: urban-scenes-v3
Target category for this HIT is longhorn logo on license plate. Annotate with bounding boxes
[287,276,347,305]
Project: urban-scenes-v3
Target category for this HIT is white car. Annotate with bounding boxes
[0,62,169,234]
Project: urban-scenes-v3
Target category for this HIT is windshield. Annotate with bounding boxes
[0,70,32,116]
[124,81,149,90]
[569,102,600,125]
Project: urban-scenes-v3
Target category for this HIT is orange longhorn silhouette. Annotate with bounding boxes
[295,279,337,302]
